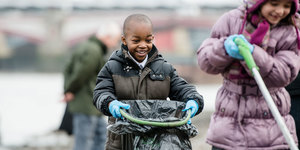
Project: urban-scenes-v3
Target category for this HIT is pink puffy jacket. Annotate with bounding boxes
[197,6,300,150]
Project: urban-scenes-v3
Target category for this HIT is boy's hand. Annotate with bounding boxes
[183,100,199,124]
[109,100,130,118]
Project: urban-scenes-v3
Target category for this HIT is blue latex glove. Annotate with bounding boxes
[109,100,130,118]
[224,34,254,60]
[182,100,199,124]
[237,34,254,53]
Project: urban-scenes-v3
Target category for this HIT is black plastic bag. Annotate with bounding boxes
[108,100,198,150]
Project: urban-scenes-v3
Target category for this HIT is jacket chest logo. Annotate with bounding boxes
[123,66,133,72]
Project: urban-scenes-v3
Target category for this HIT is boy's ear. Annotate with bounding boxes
[121,35,127,45]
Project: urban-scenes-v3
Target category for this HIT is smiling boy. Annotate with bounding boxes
[93,14,204,150]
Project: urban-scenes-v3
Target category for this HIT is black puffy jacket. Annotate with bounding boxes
[93,44,204,116]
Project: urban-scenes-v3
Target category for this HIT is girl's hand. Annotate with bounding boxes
[224,34,244,60]
[224,34,254,60]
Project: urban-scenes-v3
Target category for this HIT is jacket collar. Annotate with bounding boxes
[120,44,159,65]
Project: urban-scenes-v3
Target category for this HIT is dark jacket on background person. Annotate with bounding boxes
[286,72,300,96]
[93,44,204,149]
[286,72,300,149]
[64,35,107,116]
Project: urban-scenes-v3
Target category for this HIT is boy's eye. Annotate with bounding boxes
[132,40,139,43]
[146,39,152,43]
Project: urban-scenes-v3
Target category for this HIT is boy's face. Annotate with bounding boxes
[122,22,154,63]
[261,0,292,25]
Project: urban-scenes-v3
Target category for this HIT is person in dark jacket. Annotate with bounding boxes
[286,72,300,149]
[62,22,121,150]
[93,14,204,150]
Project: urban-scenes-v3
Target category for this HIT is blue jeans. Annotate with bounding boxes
[73,113,107,150]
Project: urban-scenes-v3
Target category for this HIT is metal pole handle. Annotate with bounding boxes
[234,38,298,150]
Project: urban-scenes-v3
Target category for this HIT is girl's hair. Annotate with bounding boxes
[246,0,297,26]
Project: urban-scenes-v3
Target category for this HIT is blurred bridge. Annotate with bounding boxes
[0,9,218,47]
[0,1,239,82]
[0,8,220,60]
[0,0,241,50]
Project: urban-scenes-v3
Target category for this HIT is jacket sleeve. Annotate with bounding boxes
[93,61,117,116]
[64,43,102,93]
[168,64,204,115]
[197,10,238,75]
[246,27,300,88]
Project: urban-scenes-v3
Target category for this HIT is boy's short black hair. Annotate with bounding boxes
[123,14,153,35]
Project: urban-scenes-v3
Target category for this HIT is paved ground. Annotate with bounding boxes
[191,111,213,150]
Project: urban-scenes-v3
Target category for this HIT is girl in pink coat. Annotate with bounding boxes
[197,0,300,149]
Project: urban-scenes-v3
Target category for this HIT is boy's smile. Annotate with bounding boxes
[122,22,154,63]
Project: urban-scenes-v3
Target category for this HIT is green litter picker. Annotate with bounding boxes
[234,38,298,150]
[120,109,191,127]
